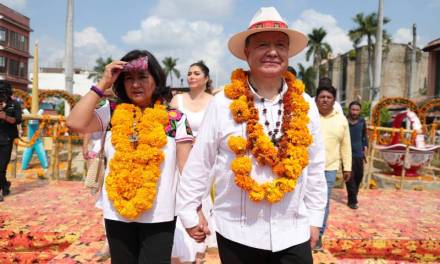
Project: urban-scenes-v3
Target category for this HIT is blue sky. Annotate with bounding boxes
[2,0,439,86]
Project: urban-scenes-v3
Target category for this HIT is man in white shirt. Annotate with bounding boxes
[177,6,327,264]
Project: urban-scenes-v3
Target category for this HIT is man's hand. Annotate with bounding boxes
[0,111,6,120]
[343,171,351,182]
[310,226,320,248]
[186,209,211,243]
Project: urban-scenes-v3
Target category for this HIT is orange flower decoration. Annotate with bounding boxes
[106,102,168,219]
[225,69,312,204]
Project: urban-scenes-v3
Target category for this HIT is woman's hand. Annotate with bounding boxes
[97,61,127,91]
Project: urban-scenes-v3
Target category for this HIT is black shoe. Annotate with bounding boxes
[2,187,10,196]
[348,203,358,209]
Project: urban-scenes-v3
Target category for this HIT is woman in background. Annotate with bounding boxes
[171,61,215,264]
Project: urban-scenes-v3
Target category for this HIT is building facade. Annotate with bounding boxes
[322,43,429,106]
[423,38,440,98]
[0,4,31,91]
[29,67,94,96]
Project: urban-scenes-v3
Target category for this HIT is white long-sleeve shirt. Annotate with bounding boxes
[177,81,327,252]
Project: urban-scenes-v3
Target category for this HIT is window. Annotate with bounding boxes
[9,31,27,51]
[20,35,27,50]
[9,59,19,76]
[19,61,26,77]
[0,28,6,43]
[10,31,19,49]
[0,56,6,73]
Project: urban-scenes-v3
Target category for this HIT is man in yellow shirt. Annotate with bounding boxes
[315,82,352,250]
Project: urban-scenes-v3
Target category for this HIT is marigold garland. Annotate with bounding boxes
[16,115,51,147]
[224,69,312,203]
[106,102,168,219]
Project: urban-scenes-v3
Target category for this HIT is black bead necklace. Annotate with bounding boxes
[260,86,284,145]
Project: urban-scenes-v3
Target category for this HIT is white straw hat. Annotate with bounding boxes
[228,7,308,60]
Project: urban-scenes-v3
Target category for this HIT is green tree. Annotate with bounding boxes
[348,12,390,91]
[306,27,332,88]
[87,57,113,82]
[162,57,181,87]
[297,63,316,96]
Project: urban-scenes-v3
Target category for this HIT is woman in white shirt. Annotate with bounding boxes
[67,49,193,264]
[170,61,215,264]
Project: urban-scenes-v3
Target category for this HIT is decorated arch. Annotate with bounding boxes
[371,97,418,127]
[40,90,78,108]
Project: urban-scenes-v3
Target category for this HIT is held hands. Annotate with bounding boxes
[310,226,320,248]
[0,111,5,120]
[186,208,211,243]
[96,61,127,91]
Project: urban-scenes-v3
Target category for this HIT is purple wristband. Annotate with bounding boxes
[90,85,105,98]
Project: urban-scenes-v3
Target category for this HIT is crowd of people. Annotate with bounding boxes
[0,6,370,264]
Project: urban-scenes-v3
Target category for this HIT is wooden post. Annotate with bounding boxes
[49,123,58,180]
[66,135,72,179]
[399,144,411,190]
[55,124,60,180]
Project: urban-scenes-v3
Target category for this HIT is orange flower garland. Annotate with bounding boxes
[225,69,312,203]
[105,102,168,219]
[17,115,51,147]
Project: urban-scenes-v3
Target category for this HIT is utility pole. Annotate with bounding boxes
[408,23,417,98]
[31,41,39,115]
[372,0,384,102]
[64,0,74,94]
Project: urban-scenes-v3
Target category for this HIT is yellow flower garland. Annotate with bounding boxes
[225,69,312,203]
[106,102,169,219]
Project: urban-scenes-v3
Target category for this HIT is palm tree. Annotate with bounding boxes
[348,12,390,91]
[306,27,332,88]
[88,57,113,82]
[297,63,316,96]
[162,57,181,87]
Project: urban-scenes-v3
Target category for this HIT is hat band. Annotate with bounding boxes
[248,20,288,30]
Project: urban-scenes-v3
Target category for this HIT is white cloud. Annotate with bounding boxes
[35,35,65,68]
[74,27,123,69]
[34,27,122,70]
[0,0,26,11]
[122,16,229,86]
[152,0,234,20]
[289,9,353,67]
[392,27,423,46]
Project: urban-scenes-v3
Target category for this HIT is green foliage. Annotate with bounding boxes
[348,12,391,48]
[348,49,357,61]
[306,27,333,62]
[88,57,113,82]
[297,63,316,96]
[361,101,371,118]
[380,108,392,126]
[162,57,181,87]
[56,101,65,115]
[306,27,332,86]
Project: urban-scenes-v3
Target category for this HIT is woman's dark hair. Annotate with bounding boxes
[189,60,213,93]
[113,49,171,105]
[349,101,362,109]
